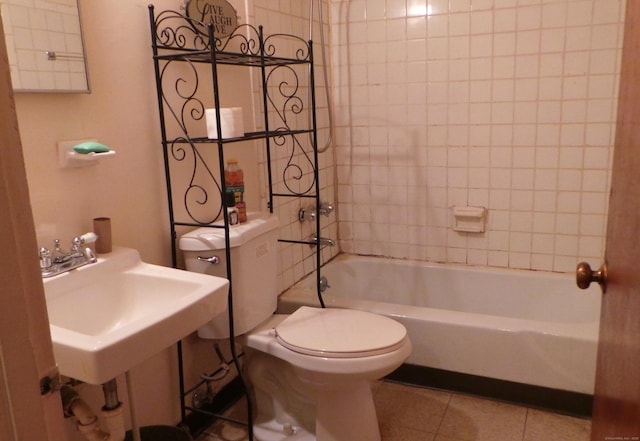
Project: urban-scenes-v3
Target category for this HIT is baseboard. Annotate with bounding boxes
[385,364,593,418]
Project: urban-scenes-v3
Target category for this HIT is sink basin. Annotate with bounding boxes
[43,247,229,384]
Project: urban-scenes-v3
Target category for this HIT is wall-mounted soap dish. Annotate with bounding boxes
[58,139,116,169]
[452,206,487,233]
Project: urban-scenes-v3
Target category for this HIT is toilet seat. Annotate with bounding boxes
[275,306,408,358]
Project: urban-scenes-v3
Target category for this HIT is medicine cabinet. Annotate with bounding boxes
[1,0,89,92]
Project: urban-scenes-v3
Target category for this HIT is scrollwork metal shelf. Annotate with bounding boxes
[154,49,311,67]
[167,129,314,145]
[150,8,312,64]
[148,5,322,441]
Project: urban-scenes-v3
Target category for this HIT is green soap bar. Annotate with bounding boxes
[73,141,110,154]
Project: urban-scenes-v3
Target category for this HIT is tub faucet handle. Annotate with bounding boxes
[318,201,334,216]
[299,205,316,222]
[298,201,335,222]
[319,275,330,293]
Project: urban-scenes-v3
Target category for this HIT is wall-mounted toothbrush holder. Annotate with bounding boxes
[452,206,487,233]
[58,139,116,169]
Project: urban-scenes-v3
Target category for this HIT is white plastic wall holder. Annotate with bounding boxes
[58,139,116,169]
[452,206,487,233]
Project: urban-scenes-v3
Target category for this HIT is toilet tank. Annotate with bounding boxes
[179,213,279,339]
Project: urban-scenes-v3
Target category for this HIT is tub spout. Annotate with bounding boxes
[310,236,335,247]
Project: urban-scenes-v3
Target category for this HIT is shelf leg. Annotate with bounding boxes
[126,371,142,441]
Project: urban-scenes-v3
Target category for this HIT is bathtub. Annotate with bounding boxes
[277,254,602,396]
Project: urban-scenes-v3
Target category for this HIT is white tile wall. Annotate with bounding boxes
[331,0,625,272]
[249,0,339,292]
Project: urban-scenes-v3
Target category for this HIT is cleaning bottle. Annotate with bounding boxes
[224,159,247,223]
[224,191,239,226]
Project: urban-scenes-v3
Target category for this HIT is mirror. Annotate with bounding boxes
[0,0,89,93]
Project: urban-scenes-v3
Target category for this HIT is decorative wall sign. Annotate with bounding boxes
[185,0,239,38]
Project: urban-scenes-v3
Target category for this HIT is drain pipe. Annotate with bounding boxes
[61,380,126,441]
[102,380,126,441]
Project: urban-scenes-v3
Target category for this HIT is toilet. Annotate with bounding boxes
[179,213,412,441]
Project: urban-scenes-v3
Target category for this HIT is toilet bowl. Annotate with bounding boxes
[179,214,412,441]
[245,307,411,441]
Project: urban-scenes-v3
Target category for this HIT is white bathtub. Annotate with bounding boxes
[278,254,602,395]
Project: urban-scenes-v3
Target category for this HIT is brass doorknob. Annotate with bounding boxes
[576,262,608,293]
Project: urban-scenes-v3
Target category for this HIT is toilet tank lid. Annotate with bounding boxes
[179,212,279,251]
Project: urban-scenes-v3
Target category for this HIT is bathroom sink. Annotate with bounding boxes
[43,247,229,384]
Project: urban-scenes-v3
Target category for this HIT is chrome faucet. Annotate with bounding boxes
[318,202,334,217]
[309,236,336,248]
[40,235,98,278]
[299,201,335,222]
[319,275,330,293]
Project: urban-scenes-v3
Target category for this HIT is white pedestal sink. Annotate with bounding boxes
[43,246,229,385]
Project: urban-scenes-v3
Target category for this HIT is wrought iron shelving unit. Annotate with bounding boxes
[148,5,322,439]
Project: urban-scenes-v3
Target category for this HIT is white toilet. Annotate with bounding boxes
[179,213,412,441]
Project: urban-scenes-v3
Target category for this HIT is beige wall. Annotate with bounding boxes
[13,0,256,438]
[16,0,260,266]
[11,0,332,437]
[16,1,171,265]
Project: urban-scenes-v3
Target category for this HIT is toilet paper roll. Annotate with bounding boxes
[205,107,244,139]
[93,217,112,254]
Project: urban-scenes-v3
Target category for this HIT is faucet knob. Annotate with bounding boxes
[71,236,84,252]
[39,247,52,269]
[319,275,331,293]
[52,239,69,264]
[299,202,335,222]
[298,206,317,222]
[319,201,334,216]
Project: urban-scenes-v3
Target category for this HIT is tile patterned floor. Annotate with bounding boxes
[195,381,591,441]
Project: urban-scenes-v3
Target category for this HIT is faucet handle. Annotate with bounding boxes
[83,247,98,264]
[52,239,70,264]
[39,247,52,269]
[71,236,84,251]
[298,205,317,222]
[319,201,334,216]
[299,201,335,222]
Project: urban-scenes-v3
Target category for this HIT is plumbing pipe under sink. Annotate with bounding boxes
[61,384,126,441]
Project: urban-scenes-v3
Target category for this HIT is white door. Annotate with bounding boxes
[0,16,67,441]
